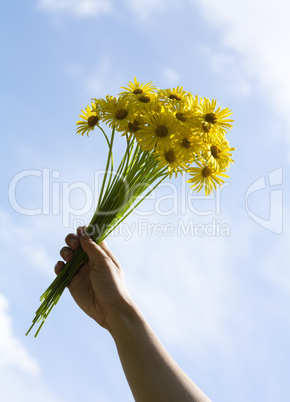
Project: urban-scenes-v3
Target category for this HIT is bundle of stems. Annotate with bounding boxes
[26,127,167,337]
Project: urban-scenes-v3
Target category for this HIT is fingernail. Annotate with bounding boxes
[81,233,91,241]
[63,250,71,258]
[70,239,77,247]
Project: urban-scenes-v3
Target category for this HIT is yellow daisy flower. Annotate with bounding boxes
[117,113,146,139]
[197,122,219,142]
[132,91,159,112]
[154,147,188,178]
[187,161,229,196]
[158,86,189,103]
[120,77,157,97]
[76,101,101,136]
[195,97,234,136]
[174,129,204,164]
[98,95,136,131]
[145,97,164,113]
[187,93,199,110]
[135,108,178,152]
[204,137,235,172]
[168,98,198,128]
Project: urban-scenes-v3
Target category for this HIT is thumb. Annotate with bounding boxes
[80,234,106,263]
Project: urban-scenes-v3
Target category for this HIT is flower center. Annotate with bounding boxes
[202,166,212,178]
[87,115,99,127]
[165,150,176,163]
[156,125,168,137]
[210,145,220,158]
[115,109,128,120]
[181,137,191,149]
[169,94,182,101]
[205,113,217,124]
[128,120,140,132]
[138,95,151,103]
[133,88,143,94]
[176,112,187,122]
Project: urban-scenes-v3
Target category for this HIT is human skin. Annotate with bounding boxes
[55,227,211,402]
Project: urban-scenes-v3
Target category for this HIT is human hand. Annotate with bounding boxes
[55,227,133,332]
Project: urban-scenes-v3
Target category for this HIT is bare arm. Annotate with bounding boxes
[107,302,210,402]
[55,228,211,402]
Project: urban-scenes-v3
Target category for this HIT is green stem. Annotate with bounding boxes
[26,128,169,337]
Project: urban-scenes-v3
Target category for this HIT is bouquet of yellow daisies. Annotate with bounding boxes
[27,78,235,337]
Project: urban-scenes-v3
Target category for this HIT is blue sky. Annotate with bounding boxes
[1,0,289,401]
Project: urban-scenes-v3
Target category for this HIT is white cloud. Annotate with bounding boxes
[195,0,290,139]
[124,0,182,23]
[0,370,65,402]
[38,0,114,18]
[0,293,39,375]
[0,235,66,402]
[38,0,181,22]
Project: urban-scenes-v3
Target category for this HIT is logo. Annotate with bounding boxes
[245,168,283,234]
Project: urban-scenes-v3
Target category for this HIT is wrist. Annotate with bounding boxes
[105,297,142,338]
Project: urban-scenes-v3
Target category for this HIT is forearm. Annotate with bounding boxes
[107,301,211,402]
